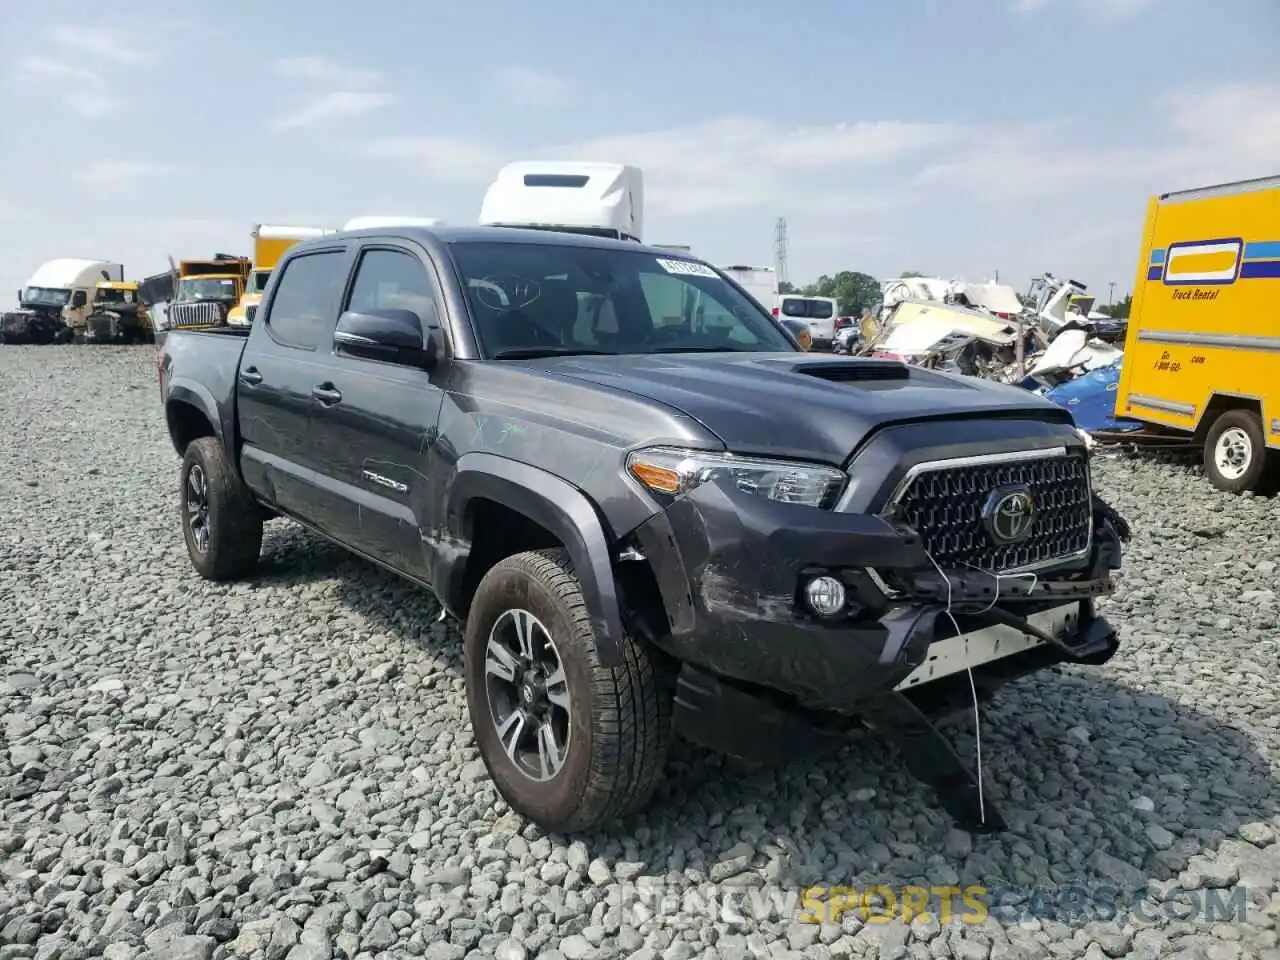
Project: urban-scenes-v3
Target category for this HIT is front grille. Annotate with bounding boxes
[885,451,1092,573]
[168,301,227,328]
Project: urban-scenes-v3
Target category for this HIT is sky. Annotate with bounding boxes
[1,0,1278,306]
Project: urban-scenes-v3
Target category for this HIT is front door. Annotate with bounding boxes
[308,243,448,578]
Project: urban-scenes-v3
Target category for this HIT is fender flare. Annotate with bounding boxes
[446,452,624,667]
[164,379,224,455]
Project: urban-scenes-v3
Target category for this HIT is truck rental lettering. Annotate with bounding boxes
[1170,287,1220,302]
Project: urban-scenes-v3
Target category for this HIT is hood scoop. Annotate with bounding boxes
[793,359,911,383]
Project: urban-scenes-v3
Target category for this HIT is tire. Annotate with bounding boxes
[1203,409,1275,494]
[463,549,674,833]
[179,437,264,580]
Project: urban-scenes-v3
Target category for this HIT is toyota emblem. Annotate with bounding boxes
[982,486,1037,545]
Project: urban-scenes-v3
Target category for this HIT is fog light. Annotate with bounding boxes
[804,575,846,617]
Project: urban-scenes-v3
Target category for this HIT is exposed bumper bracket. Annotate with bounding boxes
[861,690,1007,833]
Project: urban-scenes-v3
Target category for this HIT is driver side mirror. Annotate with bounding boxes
[334,307,440,368]
[72,290,88,308]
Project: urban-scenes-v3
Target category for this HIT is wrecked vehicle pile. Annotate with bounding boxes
[859,273,1138,438]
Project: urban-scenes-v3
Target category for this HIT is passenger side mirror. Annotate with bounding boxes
[334,307,439,368]
[72,290,88,308]
[245,304,258,323]
[780,316,813,350]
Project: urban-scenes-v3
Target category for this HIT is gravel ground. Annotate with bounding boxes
[2,345,1279,960]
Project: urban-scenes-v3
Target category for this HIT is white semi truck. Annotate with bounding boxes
[1,258,124,344]
[480,161,643,242]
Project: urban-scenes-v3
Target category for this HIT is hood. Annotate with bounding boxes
[522,352,1073,463]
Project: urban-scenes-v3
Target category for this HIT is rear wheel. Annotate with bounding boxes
[1203,409,1274,494]
[180,437,264,580]
[463,549,674,833]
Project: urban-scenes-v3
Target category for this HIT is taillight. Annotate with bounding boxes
[771,306,779,316]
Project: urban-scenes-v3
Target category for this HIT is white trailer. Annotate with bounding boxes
[342,216,447,230]
[718,264,778,311]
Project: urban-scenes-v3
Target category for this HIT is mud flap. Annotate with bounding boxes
[860,690,1007,834]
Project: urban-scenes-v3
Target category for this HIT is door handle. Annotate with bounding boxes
[239,367,263,386]
[312,383,342,405]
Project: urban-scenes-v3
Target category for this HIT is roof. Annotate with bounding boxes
[324,224,694,258]
[27,258,121,286]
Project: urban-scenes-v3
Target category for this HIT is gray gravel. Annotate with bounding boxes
[2,345,1279,960]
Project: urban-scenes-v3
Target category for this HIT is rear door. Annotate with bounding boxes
[779,296,837,343]
[236,242,355,525]
[807,298,837,342]
[307,241,449,578]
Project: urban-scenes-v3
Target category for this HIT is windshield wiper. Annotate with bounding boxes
[648,346,751,353]
[490,347,619,360]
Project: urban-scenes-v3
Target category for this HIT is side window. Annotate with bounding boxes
[266,251,346,349]
[345,249,439,330]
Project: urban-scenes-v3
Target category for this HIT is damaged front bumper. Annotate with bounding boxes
[626,473,1130,832]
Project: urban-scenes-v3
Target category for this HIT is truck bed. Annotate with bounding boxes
[157,328,251,454]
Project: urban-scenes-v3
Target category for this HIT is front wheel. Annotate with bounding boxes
[463,549,674,833]
[180,437,264,580]
[1203,409,1275,494]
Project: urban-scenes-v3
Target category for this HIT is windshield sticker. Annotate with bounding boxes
[655,258,719,279]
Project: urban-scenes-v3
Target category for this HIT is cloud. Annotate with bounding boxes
[11,26,158,117]
[358,135,511,183]
[363,115,959,214]
[269,56,394,130]
[1009,0,1155,22]
[75,161,181,191]
[493,67,575,106]
[915,81,1280,202]
[272,91,395,130]
[44,26,157,65]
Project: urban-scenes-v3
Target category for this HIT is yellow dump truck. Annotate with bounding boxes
[227,224,333,327]
[162,255,253,334]
[1114,173,1280,494]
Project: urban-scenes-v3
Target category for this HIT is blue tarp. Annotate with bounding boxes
[1039,359,1146,434]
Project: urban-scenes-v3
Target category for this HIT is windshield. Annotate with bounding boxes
[95,288,136,306]
[248,270,271,294]
[448,242,798,357]
[176,277,237,301]
[781,297,835,320]
[21,286,70,307]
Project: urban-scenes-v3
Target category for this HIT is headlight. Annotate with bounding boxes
[625,446,846,509]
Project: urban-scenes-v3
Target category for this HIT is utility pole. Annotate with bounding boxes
[1108,281,1115,306]
[774,218,789,289]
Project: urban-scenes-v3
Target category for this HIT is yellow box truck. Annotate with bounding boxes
[227,224,334,327]
[1114,173,1280,494]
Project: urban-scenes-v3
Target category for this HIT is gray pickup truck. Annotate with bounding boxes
[157,224,1132,834]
